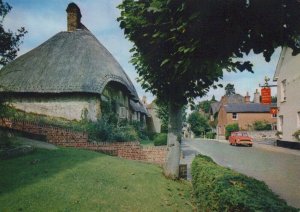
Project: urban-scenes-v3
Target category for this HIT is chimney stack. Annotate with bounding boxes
[66,3,82,32]
[245,92,250,103]
[142,96,147,105]
[253,89,260,103]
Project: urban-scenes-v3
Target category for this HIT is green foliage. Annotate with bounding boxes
[153,133,167,146]
[252,121,272,131]
[225,123,239,139]
[0,0,27,66]
[197,101,211,114]
[154,100,169,133]
[292,130,300,141]
[225,83,236,96]
[191,155,297,212]
[205,132,216,139]
[187,112,210,136]
[118,0,300,105]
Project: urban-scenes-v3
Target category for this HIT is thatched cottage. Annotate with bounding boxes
[0,3,147,122]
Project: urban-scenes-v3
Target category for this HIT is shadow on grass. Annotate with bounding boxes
[0,147,104,196]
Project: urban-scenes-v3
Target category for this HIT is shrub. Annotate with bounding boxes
[206,131,216,139]
[253,120,272,131]
[187,112,210,136]
[292,130,300,141]
[153,133,167,146]
[191,155,297,212]
[225,123,239,139]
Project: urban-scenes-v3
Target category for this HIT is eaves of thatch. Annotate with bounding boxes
[0,29,138,101]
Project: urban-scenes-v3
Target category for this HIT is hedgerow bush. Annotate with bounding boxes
[153,133,167,146]
[206,131,216,139]
[253,120,272,131]
[191,155,297,212]
[225,123,239,139]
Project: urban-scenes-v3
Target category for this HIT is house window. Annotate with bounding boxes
[119,106,127,119]
[272,113,277,118]
[297,112,300,127]
[232,113,238,120]
[280,79,286,102]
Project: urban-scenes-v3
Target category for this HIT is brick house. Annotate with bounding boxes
[217,103,277,139]
[0,3,148,122]
[212,92,276,139]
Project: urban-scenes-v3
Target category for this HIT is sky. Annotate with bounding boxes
[4,0,280,104]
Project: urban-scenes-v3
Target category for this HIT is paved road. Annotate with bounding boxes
[181,139,300,208]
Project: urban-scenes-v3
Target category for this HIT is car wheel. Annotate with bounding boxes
[249,144,252,147]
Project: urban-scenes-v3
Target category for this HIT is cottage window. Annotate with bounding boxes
[297,112,300,127]
[232,113,238,120]
[280,80,286,102]
[119,106,127,119]
[272,113,277,118]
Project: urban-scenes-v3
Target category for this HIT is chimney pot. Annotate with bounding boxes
[245,92,250,103]
[66,3,82,32]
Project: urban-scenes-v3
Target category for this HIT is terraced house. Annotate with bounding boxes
[0,3,147,123]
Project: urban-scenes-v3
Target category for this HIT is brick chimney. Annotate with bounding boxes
[253,89,260,103]
[245,92,250,103]
[66,3,82,32]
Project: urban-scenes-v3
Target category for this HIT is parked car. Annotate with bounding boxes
[229,131,253,147]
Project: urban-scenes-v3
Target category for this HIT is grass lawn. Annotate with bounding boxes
[0,147,194,211]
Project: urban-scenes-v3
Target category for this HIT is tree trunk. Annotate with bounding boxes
[163,102,182,179]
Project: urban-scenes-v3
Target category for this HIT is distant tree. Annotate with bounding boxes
[118,0,300,178]
[225,84,236,96]
[0,0,27,67]
[211,95,217,102]
[187,112,210,137]
[197,101,211,114]
[154,100,169,133]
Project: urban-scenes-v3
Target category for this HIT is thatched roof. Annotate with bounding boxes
[130,100,149,116]
[0,29,138,101]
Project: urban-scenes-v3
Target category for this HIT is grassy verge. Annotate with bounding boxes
[191,154,298,211]
[0,147,194,211]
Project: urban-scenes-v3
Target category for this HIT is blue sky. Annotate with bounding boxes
[4,0,279,103]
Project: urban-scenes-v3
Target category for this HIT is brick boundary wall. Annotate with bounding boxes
[0,118,167,165]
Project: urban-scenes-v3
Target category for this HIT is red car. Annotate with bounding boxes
[229,131,253,147]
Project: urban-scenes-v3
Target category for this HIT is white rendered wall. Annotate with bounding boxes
[10,95,101,121]
[276,48,300,141]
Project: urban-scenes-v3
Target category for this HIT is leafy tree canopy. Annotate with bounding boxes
[0,0,27,66]
[118,0,300,105]
[187,111,210,136]
[225,83,236,96]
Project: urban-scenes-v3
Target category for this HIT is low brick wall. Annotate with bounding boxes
[0,118,167,165]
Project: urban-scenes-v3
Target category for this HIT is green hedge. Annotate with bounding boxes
[225,123,239,139]
[253,121,272,131]
[191,155,297,212]
[153,133,167,146]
